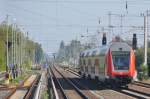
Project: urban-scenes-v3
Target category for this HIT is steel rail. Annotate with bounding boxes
[50,67,68,99]
[5,75,30,99]
[24,75,41,99]
[54,66,88,99]
[48,67,60,99]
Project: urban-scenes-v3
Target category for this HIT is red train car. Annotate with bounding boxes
[79,41,136,86]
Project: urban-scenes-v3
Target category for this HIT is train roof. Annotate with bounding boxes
[110,42,131,51]
[80,45,108,57]
[80,42,131,57]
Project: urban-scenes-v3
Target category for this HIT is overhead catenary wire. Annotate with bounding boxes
[5,0,150,51]
[10,0,150,4]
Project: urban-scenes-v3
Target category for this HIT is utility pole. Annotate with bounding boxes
[144,11,148,67]
[6,15,9,72]
[14,23,16,67]
[20,33,22,74]
[16,25,18,70]
[13,23,16,78]
[53,53,56,66]
[108,11,111,33]
[108,12,112,40]
[120,14,124,34]
[11,23,14,72]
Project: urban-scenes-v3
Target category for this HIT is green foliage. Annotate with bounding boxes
[136,47,150,67]
[57,40,83,63]
[0,22,44,72]
[138,64,149,80]
[0,32,6,71]
[135,48,144,68]
[10,75,25,86]
[24,60,32,70]
[41,90,49,99]
[136,47,150,80]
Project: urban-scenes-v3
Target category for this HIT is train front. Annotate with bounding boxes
[107,42,135,85]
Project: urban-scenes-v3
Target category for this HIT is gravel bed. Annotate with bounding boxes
[128,84,150,95]
[52,68,83,99]
[57,67,101,99]
[0,90,11,99]
[142,79,150,84]
[95,89,135,99]
[57,66,138,99]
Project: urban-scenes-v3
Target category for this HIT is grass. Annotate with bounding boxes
[10,75,26,86]
[0,79,5,85]
[0,67,41,87]
[9,69,41,86]
[41,90,49,99]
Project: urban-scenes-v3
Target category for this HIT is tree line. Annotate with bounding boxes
[0,21,44,72]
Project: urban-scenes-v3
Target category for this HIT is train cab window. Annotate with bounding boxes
[112,51,130,70]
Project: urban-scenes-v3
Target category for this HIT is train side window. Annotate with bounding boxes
[82,53,84,57]
[88,59,91,65]
[83,59,86,65]
[95,59,99,66]
[92,51,97,56]
[79,59,82,65]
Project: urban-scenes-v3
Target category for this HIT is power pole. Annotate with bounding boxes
[11,23,14,72]
[108,11,111,33]
[14,23,16,67]
[120,14,124,34]
[6,15,9,72]
[108,11,112,39]
[11,23,16,78]
[20,33,22,74]
[144,11,148,67]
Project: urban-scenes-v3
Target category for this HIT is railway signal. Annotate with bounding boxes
[132,33,137,50]
[102,33,107,45]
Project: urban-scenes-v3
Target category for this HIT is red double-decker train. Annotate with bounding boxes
[79,41,136,86]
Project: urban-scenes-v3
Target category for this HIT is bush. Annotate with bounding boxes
[138,64,149,80]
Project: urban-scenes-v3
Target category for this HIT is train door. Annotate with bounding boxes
[91,58,95,75]
[99,56,105,78]
[92,58,95,74]
[95,58,100,76]
[79,59,82,71]
[88,59,91,74]
[84,59,87,73]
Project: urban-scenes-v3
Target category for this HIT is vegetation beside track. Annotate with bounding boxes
[0,69,41,87]
[0,22,44,72]
[41,90,49,99]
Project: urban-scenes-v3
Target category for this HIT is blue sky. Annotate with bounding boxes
[1,0,150,53]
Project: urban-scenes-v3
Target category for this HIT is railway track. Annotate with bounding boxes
[48,66,65,99]
[62,66,150,99]
[1,74,41,99]
[113,87,150,99]
[132,81,150,88]
[50,66,88,99]
[65,68,81,77]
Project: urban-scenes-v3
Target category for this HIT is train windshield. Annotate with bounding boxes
[112,51,130,70]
